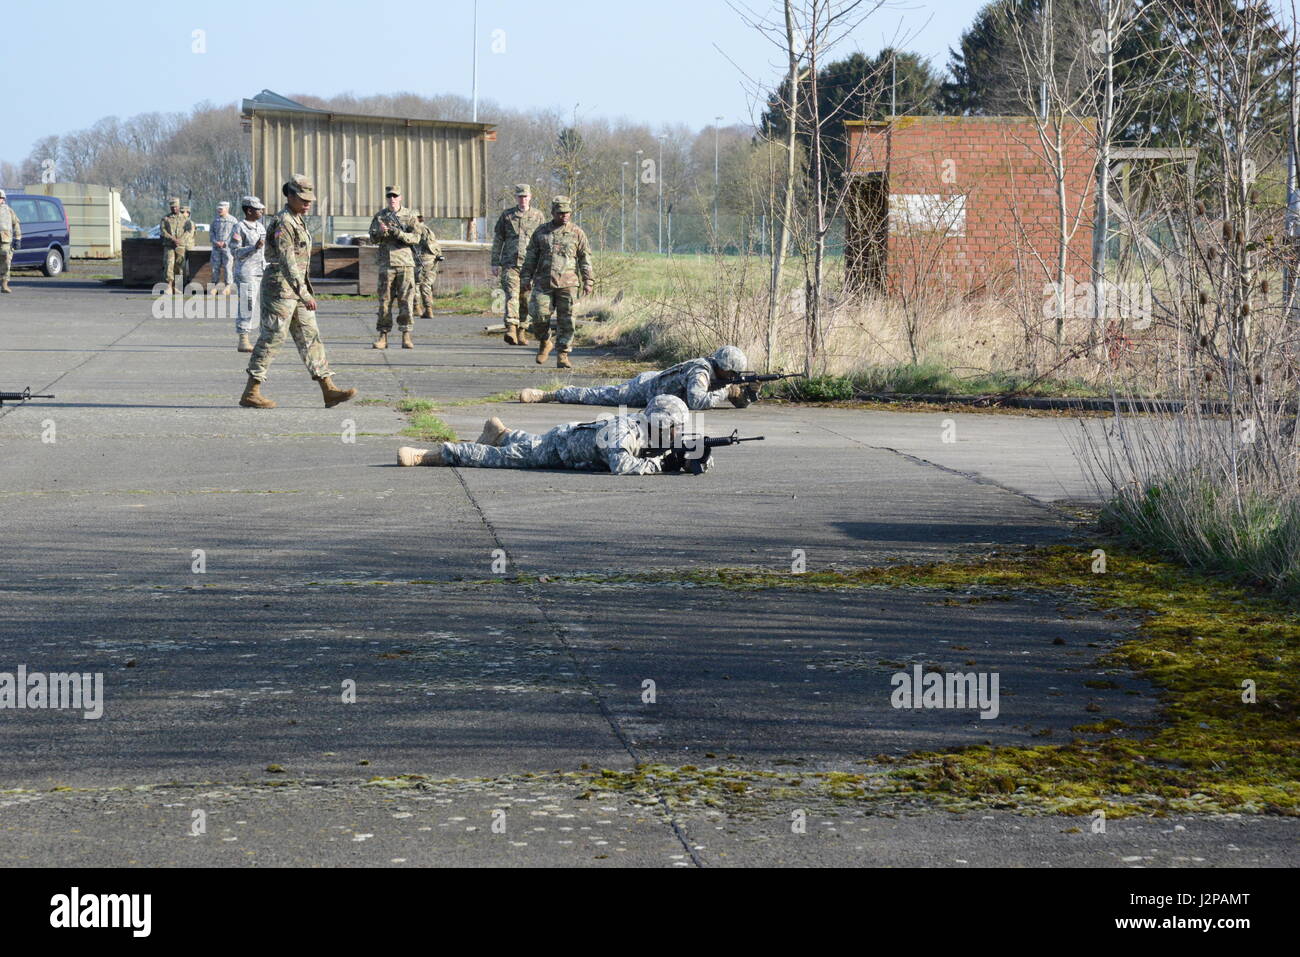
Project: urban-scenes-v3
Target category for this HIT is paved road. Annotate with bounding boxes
[0,279,1293,867]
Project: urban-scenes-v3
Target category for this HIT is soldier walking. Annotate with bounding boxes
[209,201,238,294]
[490,184,545,345]
[160,198,186,293]
[239,174,357,410]
[521,195,593,369]
[229,195,267,353]
[368,185,419,349]
[0,189,20,294]
[412,211,443,319]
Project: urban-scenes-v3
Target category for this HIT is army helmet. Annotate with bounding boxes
[644,394,690,438]
[710,345,748,374]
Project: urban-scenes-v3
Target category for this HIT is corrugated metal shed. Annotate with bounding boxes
[241,92,494,227]
[22,182,123,258]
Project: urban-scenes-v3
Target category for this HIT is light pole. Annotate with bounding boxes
[713,116,723,239]
[657,134,667,255]
[620,161,628,253]
[634,149,643,253]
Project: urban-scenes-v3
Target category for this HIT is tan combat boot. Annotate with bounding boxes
[397,444,448,467]
[372,332,389,350]
[535,339,553,364]
[401,330,414,349]
[0,280,10,294]
[557,351,572,370]
[516,328,529,346]
[237,334,253,353]
[504,324,518,345]
[476,417,508,447]
[239,375,276,409]
[518,389,557,404]
[316,376,357,408]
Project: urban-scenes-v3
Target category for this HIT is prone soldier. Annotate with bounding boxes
[520,345,757,410]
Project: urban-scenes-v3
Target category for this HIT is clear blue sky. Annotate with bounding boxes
[3,0,989,163]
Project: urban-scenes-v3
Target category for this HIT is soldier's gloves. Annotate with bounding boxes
[686,447,714,475]
[660,448,687,473]
[726,384,752,409]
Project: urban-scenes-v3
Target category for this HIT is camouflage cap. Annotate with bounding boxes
[385,185,401,197]
[217,201,230,209]
[0,189,6,199]
[240,195,265,210]
[514,184,532,196]
[413,209,424,219]
[284,174,315,200]
[551,195,573,213]
[181,206,191,213]
[168,197,180,207]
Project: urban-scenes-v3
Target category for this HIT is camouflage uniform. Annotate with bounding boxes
[522,201,593,354]
[554,358,736,410]
[412,218,443,318]
[209,207,238,288]
[230,207,267,336]
[491,188,546,338]
[368,190,419,333]
[246,196,332,383]
[443,414,669,476]
[160,200,187,288]
[0,196,20,290]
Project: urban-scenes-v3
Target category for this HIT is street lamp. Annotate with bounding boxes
[634,149,643,253]
[657,134,667,256]
[621,161,629,254]
[713,115,723,240]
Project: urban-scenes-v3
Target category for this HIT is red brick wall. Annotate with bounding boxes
[847,116,1096,299]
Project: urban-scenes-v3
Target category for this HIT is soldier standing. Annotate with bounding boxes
[367,185,419,350]
[239,174,357,410]
[412,211,443,319]
[490,184,546,345]
[209,201,238,295]
[160,198,186,293]
[0,190,20,294]
[229,195,267,353]
[179,205,196,289]
[521,195,593,369]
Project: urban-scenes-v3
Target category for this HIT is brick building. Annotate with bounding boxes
[844,116,1097,299]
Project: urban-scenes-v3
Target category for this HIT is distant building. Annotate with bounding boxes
[844,116,1096,299]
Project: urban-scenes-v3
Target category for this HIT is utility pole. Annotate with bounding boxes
[657,134,666,255]
[621,161,628,253]
[634,149,643,253]
[890,49,896,117]
[471,0,479,122]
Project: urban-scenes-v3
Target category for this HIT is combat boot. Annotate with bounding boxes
[239,375,276,409]
[476,417,509,447]
[535,339,553,364]
[504,325,518,345]
[372,332,389,350]
[397,444,448,467]
[557,351,572,370]
[315,376,357,408]
[401,330,414,349]
[518,389,557,404]
[0,280,10,294]
[516,326,529,346]
[237,334,253,353]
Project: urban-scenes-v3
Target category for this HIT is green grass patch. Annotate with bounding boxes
[484,544,1299,815]
[396,398,435,414]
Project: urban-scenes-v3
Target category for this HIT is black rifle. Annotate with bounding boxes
[645,430,765,473]
[733,371,808,386]
[0,387,55,406]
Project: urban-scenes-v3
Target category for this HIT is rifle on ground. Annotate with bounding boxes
[0,387,55,406]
